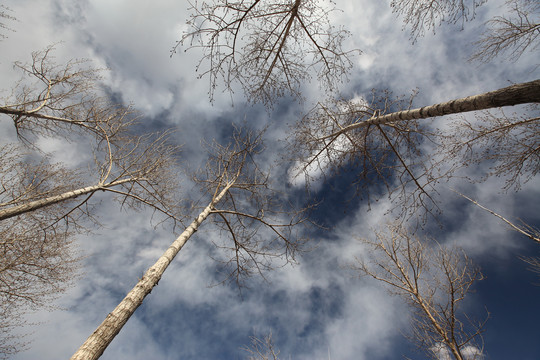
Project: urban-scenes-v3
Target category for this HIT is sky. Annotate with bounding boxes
[0,0,539,359]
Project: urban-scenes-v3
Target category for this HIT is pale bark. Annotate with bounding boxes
[0,107,88,127]
[69,183,232,360]
[319,79,540,141]
[0,178,134,221]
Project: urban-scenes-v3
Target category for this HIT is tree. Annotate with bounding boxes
[243,332,281,360]
[391,0,539,62]
[0,131,182,223]
[70,127,310,360]
[390,0,488,41]
[471,0,539,63]
[0,185,79,358]
[0,144,81,357]
[0,49,183,357]
[0,46,133,146]
[290,80,540,219]
[354,223,487,360]
[0,127,181,357]
[177,0,539,220]
[177,0,357,105]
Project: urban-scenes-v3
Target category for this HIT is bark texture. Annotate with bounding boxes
[70,184,231,360]
[328,79,540,139]
[0,179,133,221]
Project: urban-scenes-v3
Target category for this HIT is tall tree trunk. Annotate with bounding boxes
[0,106,83,125]
[0,178,133,221]
[70,183,233,360]
[325,79,540,140]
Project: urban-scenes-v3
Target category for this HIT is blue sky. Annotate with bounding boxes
[1,0,539,359]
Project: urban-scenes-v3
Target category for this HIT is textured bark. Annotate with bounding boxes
[326,79,540,140]
[0,106,82,125]
[70,184,232,360]
[0,178,133,221]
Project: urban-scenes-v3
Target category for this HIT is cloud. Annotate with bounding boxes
[462,345,485,359]
[430,343,484,360]
[3,1,539,360]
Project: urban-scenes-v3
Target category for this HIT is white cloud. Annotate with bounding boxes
[462,345,485,359]
[3,0,539,359]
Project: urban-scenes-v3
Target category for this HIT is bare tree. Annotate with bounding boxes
[290,90,442,222]
[0,207,80,358]
[390,0,488,41]
[243,332,281,360]
[390,0,539,61]
[354,223,487,360]
[0,48,185,356]
[471,0,540,63]
[0,129,182,223]
[0,46,131,146]
[290,80,540,220]
[0,127,182,354]
[0,144,81,357]
[176,0,357,105]
[70,127,311,360]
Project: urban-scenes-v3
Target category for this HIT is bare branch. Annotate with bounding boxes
[471,0,540,63]
[354,223,486,360]
[177,0,358,105]
[242,332,281,360]
[390,0,488,42]
[438,106,540,191]
[451,188,540,243]
[0,46,134,146]
[289,91,446,222]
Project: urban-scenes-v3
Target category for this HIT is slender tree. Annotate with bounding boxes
[0,130,182,223]
[70,127,310,360]
[0,129,182,355]
[290,80,540,219]
[0,48,183,356]
[354,223,487,360]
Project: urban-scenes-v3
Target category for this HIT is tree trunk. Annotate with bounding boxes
[0,106,81,124]
[69,183,232,360]
[326,79,540,139]
[0,178,133,221]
